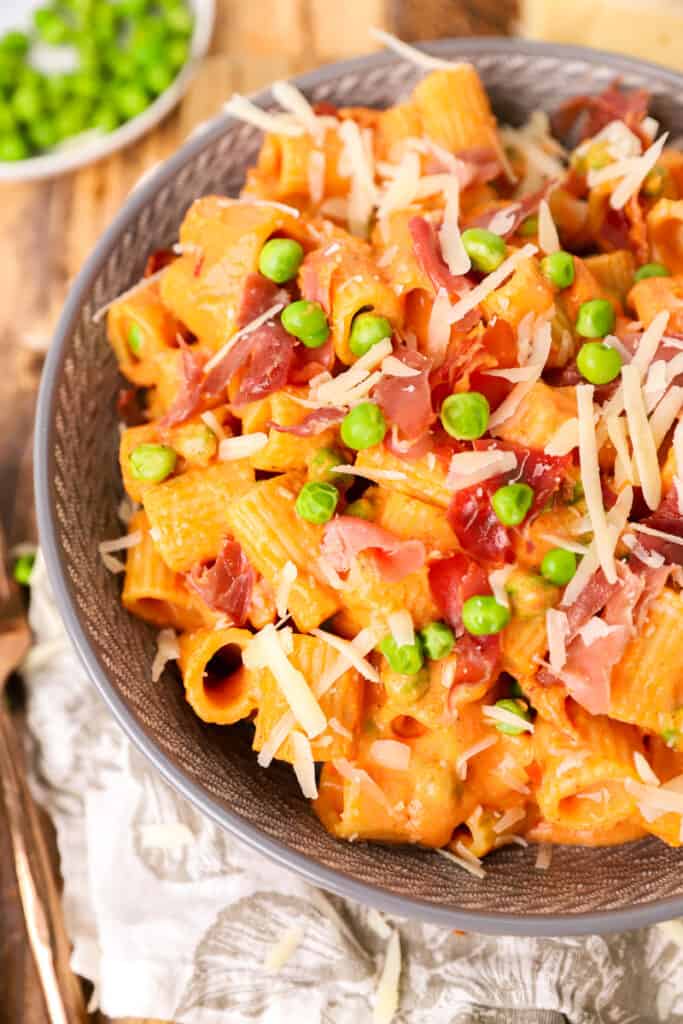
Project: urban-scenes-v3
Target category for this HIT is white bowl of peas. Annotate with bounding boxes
[0,0,214,181]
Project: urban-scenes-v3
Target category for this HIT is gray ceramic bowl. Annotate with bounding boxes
[36,38,683,936]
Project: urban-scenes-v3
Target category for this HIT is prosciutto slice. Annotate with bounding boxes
[203,320,295,405]
[186,539,254,625]
[373,348,434,440]
[321,517,425,583]
[464,183,554,238]
[408,216,473,295]
[159,347,206,428]
[552,81,650,143]
[637,487,683,566]
[270,407,344,436]
[428,552,500,684]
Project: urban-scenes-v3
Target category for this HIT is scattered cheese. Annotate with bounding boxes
[438,176,471,276]
[200,410,226,440]
[540,533,589,555]
[561,485,632,607]
[487,205,520,236]
[98,530,142,575]
[271,79,328,142]
[224,93,304,136]
[377,150,421,219]
[624,777,683,816]
[634,751,660,787]
[426,286,453,365]
[545,417,579,457]
[328,717,352,740]
[244,624,326,739]
[577,384,617,583]
[483,704,535,734]
[605,414,633,487]
[264,925,305,972]
[373,929,402,1024]
[535,843,553,871]
[492,806,526,835]
[205,302,286,373]
[219,433,269,460]
[546,609,569,672]
[455,735,498,780]
[338,118,377,235]
[489,319,551,431]
[313,337,392,405]
[151,628,180,683]
[369,739,411,771]
[446,449,517,491]
[610,133,668,209]
[370,27,462,71]
[445,244,538,324]
[333,759,393,812]
[387,610,415,648]
[538,198,560,253]
[622,532,665,568]
[308,149,326,204]
[483,365,539,383]
[275,561,298,619]
[435,846,486,879]
[92,268,166,324]
[381,355,420,378]
[488,566,513,609]
[311,627,380,682]
[622,364,662,510]
[291,731,318,798]
[632,523,683,548]
[649,386,683,450]
[331,465,407,484]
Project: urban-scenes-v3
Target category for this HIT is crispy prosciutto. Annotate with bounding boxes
[464,184,553,238]
[159,347,206,428]
[321,517,425,583]
[447,442,572,565]
[455,146,504,186]
[541,561,669,714]
[186,539,254,625]
[203,321,295,405]
[239,272,289,324]
[637,487,683,566]
[428,552,500,683]
[288,337,334,384]
[552,80,650,143]
[373,348,434,440]
[270,407,345,436]
[408,216,473,296]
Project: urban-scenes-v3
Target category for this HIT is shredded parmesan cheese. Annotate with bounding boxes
[331,465,407,484]
[610,133,668,209]
[224,93,304,136]
[435,846,486,879]
[488,566,513,609]
[333,759,393,812]
[291,731,318,798]
[545,417,579,457]
[455,735,497,780]
[438,176,471,276]
[489,319,551,431]
[308,149,326,204]
[493,806,526,835]
[426,286,453,365]
[313,337,392,406]
[445,244,538,324]
[535,843,553,870]
[577,384,617,583]
[371,27,462,71]
[387,610,415,648]
[649,386,683,450]
[275,561,298,619]
[483,704,534,734]
[264,925,305,972]
[373,929,402,1024]
[205,302,286,373]
[538,198,560,253]
[219,433,269,460]
[244,624,326,738]
[310,627,380,682]
[92,268,166,324]
[606,414,633,487]
[622,364,662,510]
[632,522,683,547]
[446,449,517,491]
[151,628,179,682]
[369,739,411,771]
[381,355,420,378]
[634,751,660,787]
[200,410,226,440]
[546,609,569,672]
[338,118,377,236]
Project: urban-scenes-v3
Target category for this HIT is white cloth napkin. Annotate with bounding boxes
[23,554,683,1023]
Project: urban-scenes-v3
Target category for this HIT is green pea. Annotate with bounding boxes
[281,300,329,348]
[348,312,392,357]
[0,53,21,89]
[340,402,387,450]
[634,262,670,282]
[91,104,120,133]
[541,250,575,289]
[13,552,35,586]
[308,446,347,484]
[518,214,538,237]
[44,74,71,107]
[92,4,118,43]
[166,37,189,70]
[379,634,424,675]
[34,8,73,44]
[106,50,138,80]
[70,71,100,100]
[112,83,150,120]
[28,117,58,151]
[419,621,454,661]
[575,298,615,339]
[576,341,622,385]
[0,102,15,134]
[1,31,30,57]
[462,594,510,636]
[116,0,149,13]
[11,83,43,124]
[165,5,194,35]
[440,391,489,440]
[662,728,679,749]
[0,133,29,161]
[492,698,532,735]
[541,547,577,586]
[54,99,91,140]
[144,63,175,96]
[259,238,304,284]
[295,481,339,524]
[129,443,177,482]
[491,482,534,527]
[128,322,144,356]
[345,497,374,520]
[461,227,507,273]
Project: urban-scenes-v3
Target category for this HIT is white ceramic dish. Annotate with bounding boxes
[0,0,215,182]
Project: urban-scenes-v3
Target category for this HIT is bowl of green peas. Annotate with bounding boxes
[0,0,214,180]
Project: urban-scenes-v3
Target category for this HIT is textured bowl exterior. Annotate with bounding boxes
[36,39,683,935]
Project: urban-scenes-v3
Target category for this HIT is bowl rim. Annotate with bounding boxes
[35,36,683,936]
[0,0,215,183]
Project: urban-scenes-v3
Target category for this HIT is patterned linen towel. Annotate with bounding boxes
[23,555,683,1023]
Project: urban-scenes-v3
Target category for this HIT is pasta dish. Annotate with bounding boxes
[101,38,683,876]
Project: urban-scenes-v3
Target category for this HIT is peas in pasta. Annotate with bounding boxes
[295,481,339,524]
[419,621,454,660]
[576,341,622,385]
[348,312,392,357]
[461,227,507,272]
[129,443,177,483]
[440,392,489,440]
[340,403,387,450]
[491,483,534,526]
[575,299,615,339]
[281,300,330,347]
[259,238,304,284]
[462,595,510,636]
[379,634,424,675]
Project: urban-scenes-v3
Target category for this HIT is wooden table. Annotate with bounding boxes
[0,2,516,1021]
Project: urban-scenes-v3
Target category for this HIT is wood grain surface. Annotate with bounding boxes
[0,2,516,1022]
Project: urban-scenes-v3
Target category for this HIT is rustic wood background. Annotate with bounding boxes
[0,2,517,1021]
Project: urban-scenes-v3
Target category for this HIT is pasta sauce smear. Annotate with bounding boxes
[104,43,683,873]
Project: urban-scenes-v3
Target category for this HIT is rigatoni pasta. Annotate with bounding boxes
[104,41,683,871]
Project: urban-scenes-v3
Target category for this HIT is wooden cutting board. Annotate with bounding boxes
[0,2,516,1021]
